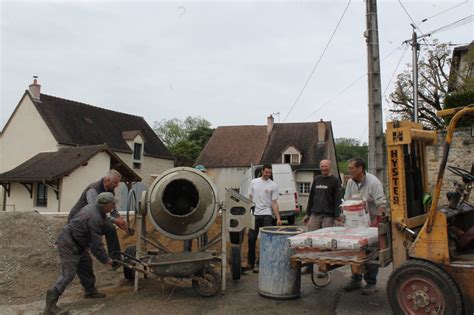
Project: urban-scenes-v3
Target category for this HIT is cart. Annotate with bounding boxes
[114,249,221,297]
[290,246,379,288]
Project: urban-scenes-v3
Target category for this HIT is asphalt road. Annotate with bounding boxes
[2,263,392,315]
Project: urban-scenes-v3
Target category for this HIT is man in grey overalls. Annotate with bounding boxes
[44,192,117,314]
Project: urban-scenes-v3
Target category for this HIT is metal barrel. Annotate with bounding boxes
[258,226,304,299]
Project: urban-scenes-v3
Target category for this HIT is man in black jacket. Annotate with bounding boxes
[44,192,118,315]
[304,159,342,229]
[303,160,342,275]
[68,170,129,263]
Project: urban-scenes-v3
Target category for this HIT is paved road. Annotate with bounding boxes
[2,264,393,315]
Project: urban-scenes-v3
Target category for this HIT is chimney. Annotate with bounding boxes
[29,76,41,101]
[267,115,274,134]
[317,119,326,143]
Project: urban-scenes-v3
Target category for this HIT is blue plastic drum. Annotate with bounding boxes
[258,226,304,299]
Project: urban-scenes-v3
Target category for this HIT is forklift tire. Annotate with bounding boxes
[123,245,137,281]
[192,268,221,297]
[287,215,296,225]
[387,259,463,315]
[231,246,241,280]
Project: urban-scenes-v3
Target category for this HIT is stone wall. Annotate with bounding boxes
[426,127,473,204]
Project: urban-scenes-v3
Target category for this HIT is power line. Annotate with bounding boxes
[420,0,469,24]
[425,15,474,37]
[308,44,405,119]
[383,44,409,98]
[398,0,424,34]
[282,0,351,123]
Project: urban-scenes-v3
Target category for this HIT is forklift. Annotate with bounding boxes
[385,105,474,314]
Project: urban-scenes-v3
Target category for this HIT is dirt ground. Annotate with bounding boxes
[0,211,245,305]
[0,212,392,315]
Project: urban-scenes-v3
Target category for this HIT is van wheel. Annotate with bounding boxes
[287,215,296,225]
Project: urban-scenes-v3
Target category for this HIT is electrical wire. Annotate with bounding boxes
[425,15,474,37]
[420,0,469,23]
[282,0,351,123]
[398,0,424,34]
[308,44,405,119]
[383,44,409,98]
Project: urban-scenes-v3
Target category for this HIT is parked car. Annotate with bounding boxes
[239,164,300,225]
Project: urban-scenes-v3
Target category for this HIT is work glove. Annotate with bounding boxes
[370,215,383,228]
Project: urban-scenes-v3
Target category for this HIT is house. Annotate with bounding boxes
[194,115,339,209]
[0,79,174,212]
[448,41,474,92]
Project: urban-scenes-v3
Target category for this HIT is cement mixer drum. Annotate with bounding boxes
[146,167,218,240]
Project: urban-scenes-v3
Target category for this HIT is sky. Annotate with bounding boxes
[1,0,472,143]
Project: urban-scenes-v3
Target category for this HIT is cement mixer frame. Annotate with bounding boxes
[115,167,229,297]
[116,167,257,297]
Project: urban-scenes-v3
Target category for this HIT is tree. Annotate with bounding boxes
[389,41,453,129]
[335,138,368,173]
[154,116,214,166]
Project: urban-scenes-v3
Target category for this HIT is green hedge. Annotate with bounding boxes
[443,90,474,127]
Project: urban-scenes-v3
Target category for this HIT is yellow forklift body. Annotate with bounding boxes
[386,106,474,314]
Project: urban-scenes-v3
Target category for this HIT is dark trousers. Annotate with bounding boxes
[103,220,121,260]
[247,215,274,267]
[183,233,208,252]
[352,265,379,285]
[52,233,96,294]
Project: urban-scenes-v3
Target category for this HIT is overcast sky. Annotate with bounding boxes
[1,0,472,142]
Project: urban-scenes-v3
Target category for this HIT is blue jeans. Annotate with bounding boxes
[352,265,379,285]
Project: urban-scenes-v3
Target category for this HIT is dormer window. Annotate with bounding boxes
[133,142,143,169]
[282,145,301,165]
[283,154,300,164]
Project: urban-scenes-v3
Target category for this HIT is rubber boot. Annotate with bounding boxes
[43,288,61,315]
[84,288,106,299]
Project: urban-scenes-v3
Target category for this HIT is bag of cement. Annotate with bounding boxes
[326,227,379,250]
[287,235,312,248]
[288,227,378,250]
[288,227,344,249]
[341,200,370,228]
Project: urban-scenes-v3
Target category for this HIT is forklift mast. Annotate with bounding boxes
[386,121,437,268]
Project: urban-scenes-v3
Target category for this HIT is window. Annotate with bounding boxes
[133,143,142,161]
[297,182,311,194]
[133,143,142,169]
[283,153,300,165]
[36,183,48,207]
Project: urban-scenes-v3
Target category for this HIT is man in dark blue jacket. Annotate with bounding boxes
[44,192,118,315]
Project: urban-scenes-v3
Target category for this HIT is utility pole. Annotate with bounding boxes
[411,24,419,123]
[365,0,385,187]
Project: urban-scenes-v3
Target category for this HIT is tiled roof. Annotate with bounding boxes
[34,94,173,159]
[195,121,332,169]
[0,145,141,182]
[194,125,268,167]
[260,122,331,169]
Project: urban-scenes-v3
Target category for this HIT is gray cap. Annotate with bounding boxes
[97,192,119,205]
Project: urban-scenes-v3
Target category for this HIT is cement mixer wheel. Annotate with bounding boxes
[231,246,242,280]
[123,245,137,281]
[387,259,463,315]
[192,268,221,297]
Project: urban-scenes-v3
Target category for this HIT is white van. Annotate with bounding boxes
[239,164,300,224]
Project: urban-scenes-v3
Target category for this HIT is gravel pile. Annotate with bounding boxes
[0,211,64,304]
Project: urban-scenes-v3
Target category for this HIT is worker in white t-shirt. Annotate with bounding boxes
[246,164,282,273]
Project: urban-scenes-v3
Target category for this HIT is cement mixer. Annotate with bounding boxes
[115,167,255,297]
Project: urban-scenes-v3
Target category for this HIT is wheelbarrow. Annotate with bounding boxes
[114,248,221,297]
